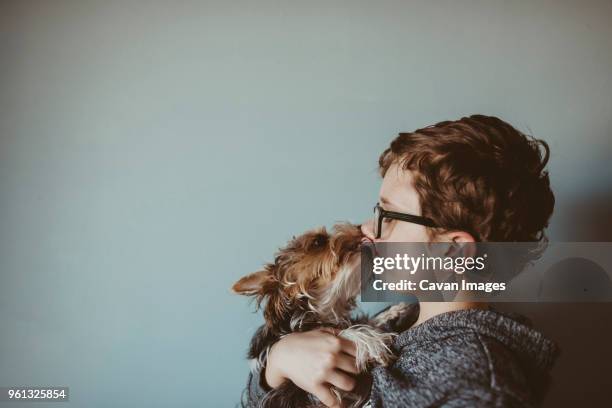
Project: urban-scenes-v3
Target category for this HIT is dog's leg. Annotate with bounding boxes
[339,325,396,370]
[371,302,419,333]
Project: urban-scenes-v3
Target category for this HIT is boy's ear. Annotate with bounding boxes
[231,270,272,296]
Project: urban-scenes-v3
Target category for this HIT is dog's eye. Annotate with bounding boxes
[312,235,328,248]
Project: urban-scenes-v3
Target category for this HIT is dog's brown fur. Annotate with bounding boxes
[233,223,363,331]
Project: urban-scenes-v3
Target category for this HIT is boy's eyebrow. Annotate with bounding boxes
[379,196,399,210]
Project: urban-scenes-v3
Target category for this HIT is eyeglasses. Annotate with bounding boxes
[373,202,438,239]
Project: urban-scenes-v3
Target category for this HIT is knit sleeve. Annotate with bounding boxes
[367,363,532,408]
[367,333,537,408]
[438,388,533,408]
[240,365,273,408]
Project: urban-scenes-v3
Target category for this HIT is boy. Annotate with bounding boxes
[246,115,557,407]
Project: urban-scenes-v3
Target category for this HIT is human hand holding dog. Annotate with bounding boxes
[265,328,359,408]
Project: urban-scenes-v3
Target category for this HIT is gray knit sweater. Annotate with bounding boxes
[243,308,558,408]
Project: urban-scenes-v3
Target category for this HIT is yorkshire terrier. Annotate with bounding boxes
[232,223,417,408]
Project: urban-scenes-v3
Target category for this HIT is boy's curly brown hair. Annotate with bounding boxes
[379,115,555,242]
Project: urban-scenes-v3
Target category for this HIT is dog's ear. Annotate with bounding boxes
[231,269,272,296]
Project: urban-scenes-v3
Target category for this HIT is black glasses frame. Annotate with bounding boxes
[373,203,438,239]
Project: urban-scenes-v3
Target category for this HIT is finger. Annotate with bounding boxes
[336,353,360,374]
[337,337,357,357]
[319,328,357,356]
[313,385,340,408]
[327,369,356,392]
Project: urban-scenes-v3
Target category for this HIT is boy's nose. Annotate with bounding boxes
[361,219,376,241]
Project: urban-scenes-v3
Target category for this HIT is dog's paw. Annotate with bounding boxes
[339,325,395,371]
[372,302,419,333]
[375,345,397,367]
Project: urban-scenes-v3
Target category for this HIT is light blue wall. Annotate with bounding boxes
[1,1,611,407]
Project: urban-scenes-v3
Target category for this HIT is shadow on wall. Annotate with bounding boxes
[538,258,612,301]
[562,191,612,241]
[498,192,612,406]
